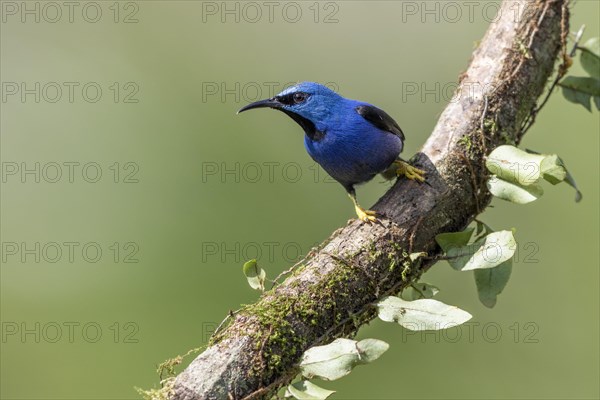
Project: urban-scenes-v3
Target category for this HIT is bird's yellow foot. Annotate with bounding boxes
[354,205,377,223]
[395,160,426,182]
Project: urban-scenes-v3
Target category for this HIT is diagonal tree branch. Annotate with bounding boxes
[171,1,569,398]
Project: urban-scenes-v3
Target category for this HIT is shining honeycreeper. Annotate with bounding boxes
[238,82,425,222]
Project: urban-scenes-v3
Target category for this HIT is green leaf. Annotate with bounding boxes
[560,76,600,112]
[242,259,266,291]
[475,221,484,236]
[402,283,440,301]
[563,166,583,203]
[537,155,582,202]
[580,37,600,79]
[300,339,357,381]
[540,154,567,184]
[486,145,545,186]
[487,176,544,204]
[435,227,474,252]
[554,155,583,202]
[300,338,389,381]
[474,259,513,308]
[356,338,390,364]
[287,381,335,400]
[445,230,516,271]
[561,76,600,96]
[581,37,600,58]
[243,259,258,275]
[377,296,472,331]
[562,85,593,111]
[474,220,494,240]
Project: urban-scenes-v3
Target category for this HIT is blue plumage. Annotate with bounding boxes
[303,98,403,189]
[238,82,423,222]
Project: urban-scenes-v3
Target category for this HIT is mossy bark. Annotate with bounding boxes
[172,1,569,398]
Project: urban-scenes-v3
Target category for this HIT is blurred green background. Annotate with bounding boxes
[1,1,598,399]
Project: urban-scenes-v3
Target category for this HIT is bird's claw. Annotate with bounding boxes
[396,161,426,183]
[355,206,378,223]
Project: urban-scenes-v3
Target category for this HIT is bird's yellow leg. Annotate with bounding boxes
[394,160,426,182]
[347,192,377,223]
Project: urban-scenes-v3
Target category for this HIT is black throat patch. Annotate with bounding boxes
[280,110,325,141]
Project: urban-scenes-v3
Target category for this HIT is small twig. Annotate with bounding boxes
[270,256,309,288]
[212,309,239,338]
[476,95,490,158]
[480,95,489,134]
[157,346,204,383]
[504,1,551,85]
[409,283,427,298]
[521,17,583,136]
[269,238,341,289]
[571,25,586,57]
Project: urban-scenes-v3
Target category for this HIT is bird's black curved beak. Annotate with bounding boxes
[237,98,280,114]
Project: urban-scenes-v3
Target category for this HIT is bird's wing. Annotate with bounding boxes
[355,105,405,141]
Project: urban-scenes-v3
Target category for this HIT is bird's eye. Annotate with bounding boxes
[293,92,308,104]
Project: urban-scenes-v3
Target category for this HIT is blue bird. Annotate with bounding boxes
[238,82,425,222]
